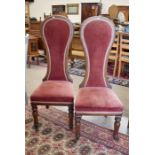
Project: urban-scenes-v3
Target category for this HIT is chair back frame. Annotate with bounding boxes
[41,16,74,82]
[80,16,115,87]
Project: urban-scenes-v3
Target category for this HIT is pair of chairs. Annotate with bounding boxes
[30,16,123,141]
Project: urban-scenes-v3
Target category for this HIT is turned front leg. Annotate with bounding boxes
[113,115,121,140]
[75,114,82,140]
[68,104,74,130]
[32,104,39,131]
[46,105,49,109]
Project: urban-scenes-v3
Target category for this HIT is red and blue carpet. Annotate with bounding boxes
[26,106,129,155]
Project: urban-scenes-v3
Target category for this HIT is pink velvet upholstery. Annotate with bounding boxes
[80,17,115,87]
[30,16,74,131]
[31,16,74,104]
[75,16,123,114]
[75,17,123,140]
[31,81,74,104]
[42,16,73,81]
[75,87,123,113]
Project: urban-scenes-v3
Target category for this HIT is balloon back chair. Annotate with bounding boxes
[30,16,74,131]
[75,16,123,140]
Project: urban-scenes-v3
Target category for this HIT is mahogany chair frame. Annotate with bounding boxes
[75,16,123,141]
[30,16,74,131]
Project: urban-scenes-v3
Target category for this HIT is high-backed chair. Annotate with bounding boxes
[75,16,123,140]
[108,32,120,77]
[118,32,129,79]
[30,16,74,131]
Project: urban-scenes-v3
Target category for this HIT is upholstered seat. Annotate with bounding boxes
[75,87,123,113]
[31,81,74,103]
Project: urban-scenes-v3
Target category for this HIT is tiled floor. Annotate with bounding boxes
[26,64,129,135]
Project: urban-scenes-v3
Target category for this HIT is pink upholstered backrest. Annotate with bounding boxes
[80,16,115,87]
[41,16,73,81]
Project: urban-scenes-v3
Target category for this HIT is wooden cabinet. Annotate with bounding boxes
[81,3,101,22]
[25,2,30,32]
[30,21,42,34]
[27,35,40,67]
[29,21,46,57]
[69,24,85,61]
[69,35,85,61]
[109,5,129,21]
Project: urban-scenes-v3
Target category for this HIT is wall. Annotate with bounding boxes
[29,0,129,23]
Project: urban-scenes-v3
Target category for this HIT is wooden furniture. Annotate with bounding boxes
[109,5,129,22]
[118,32,129,78]
[29,21,47,58]
[69,24,85,61]
[75,17,123,141]
[25,1,30,32]
[29,21,42,38]
[69,35,84,61]
[27,35,40,67]
[29,21,42,47]
[30,16,74,131]
[108,32,120,77]
[81,3,101,22]
[55,12,68,18]
[30,21,41,32]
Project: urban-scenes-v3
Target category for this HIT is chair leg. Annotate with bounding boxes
[36,56,40,65]
[122,62,125,73]
[75,114,82,140]
[113,59,117,77]
[25,91,28,105]
[113,115,121,141]
[46,105,49,109]
[118,60,122,79]
[68,104,74,130]
[27,55,31,68]
[70,58,75,67]
[31,104,39,131]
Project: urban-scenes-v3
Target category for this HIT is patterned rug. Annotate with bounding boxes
[69,59,129,87]
[26,106,129,155]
